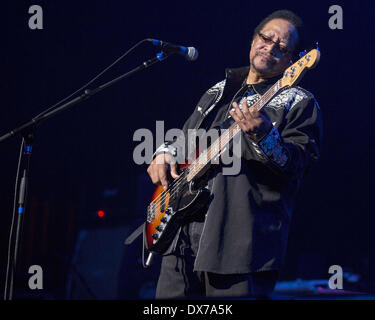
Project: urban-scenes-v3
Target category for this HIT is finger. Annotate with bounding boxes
[232,101,245,120]
[230,102,243,119]
[229,105,241,122]
[154,153,166,165]
[158,165,169,190]
[229,108,248,131]
[249,106,259,118]
[147,165,157,184]
[170,163,180,179]
[241,101,252,120]
[241,98,249,113]
[240,99,255,121]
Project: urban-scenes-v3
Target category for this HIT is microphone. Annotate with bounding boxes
[149,39,198,61]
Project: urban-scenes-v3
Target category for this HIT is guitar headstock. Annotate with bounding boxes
[280,48,320,89]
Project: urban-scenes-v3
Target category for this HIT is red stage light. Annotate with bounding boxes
[97,210,105,218]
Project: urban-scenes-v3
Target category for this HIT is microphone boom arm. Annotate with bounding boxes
[0,53,170,143]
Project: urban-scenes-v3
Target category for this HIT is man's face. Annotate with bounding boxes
[249,18,297,78]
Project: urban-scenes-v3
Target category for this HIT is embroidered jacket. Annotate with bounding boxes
[154,66,323,273]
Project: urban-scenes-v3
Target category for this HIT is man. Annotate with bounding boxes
[147,9,322,298]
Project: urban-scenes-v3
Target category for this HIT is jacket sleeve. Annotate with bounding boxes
[243,95,323,181]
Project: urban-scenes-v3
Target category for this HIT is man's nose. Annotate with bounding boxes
[265,42,277,56]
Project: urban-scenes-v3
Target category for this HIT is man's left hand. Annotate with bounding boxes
[229,99,273,141]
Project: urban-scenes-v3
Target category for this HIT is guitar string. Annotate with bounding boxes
[148,123,239,212]
[149,125,235,208]
[148,51,316,217]
[148,167,191,213]
[149,169,187,205]
[149,79,282,213]
[149,79,281,212]
[148,130,229,208]
[186,79,281,179]
[148,80,281,212]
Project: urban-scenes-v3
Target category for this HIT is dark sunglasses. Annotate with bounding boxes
[258,32,291,55]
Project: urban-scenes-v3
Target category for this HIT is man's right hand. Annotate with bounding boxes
[147,153,180,190]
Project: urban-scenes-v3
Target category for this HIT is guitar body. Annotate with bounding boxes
[144,162,211,254]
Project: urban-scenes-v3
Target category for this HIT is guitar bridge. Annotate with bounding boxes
[146,202,156,223]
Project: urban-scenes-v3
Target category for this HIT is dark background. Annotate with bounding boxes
[1,0,374,299]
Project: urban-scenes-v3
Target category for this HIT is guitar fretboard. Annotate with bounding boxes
[186,79,283,181]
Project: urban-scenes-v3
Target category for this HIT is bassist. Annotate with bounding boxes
[147,9,323,299]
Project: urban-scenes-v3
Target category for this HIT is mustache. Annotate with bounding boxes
[255,51,276,64]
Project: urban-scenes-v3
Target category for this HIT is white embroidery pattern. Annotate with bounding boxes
[267,87,308,111]
[202,79,227,116]
[207,79,226,96]
[242,92,261,108]
[237,87,309,114]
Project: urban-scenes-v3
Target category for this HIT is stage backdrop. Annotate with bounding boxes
[1,0,374,298]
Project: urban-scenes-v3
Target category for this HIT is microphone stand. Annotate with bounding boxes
[1,50,172,300]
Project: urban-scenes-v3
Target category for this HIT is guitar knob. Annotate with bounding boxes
[152,233,159,240]
[165,208,172,215]
[161,217,167,223]
[156,225,164,232]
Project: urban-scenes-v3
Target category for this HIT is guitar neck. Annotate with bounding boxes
[186,79,284,182]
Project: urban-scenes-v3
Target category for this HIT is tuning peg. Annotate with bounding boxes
[299,50,307,58]
[316,42,320,51]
